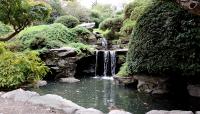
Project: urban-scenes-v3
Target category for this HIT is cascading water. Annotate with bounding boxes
[101,38,108,50]
[95,50,116,77]
[110,51,116,76]
[104,51,109,76]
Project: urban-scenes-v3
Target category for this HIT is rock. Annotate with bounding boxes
[109,110,132,114]
[1,89,39,102]
[135,75,169,94]
[187,84,200,97]
[196,111,200,114]
[63,107,79,114]
[78,23,95,29]
[75,108,104,114]
[35,80,47,87]
[40,47,80,79]
[59,77,80,83]
[146,110,194,114]
[28,94,84,110]
[113,76,136,86]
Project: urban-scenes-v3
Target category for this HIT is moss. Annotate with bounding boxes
[127,1,200,77]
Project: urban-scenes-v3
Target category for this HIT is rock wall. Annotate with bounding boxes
[40,47,78,80]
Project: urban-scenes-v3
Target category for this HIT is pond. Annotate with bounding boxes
[30,78,200,114]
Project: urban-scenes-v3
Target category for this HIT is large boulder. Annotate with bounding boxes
[1,89,39,102]
[109,110,132,114]
[28,94,84,110]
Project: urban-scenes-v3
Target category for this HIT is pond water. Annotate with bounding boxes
[30,78,200,114]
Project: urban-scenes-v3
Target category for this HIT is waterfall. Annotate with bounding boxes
[104,51,109,76]
[110,51,116,76]
[101,38,108,50]
[95,50,116,77]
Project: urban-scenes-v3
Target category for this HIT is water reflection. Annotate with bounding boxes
[29,78,200,113]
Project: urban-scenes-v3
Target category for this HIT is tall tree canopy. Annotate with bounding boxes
[0,0,51,41]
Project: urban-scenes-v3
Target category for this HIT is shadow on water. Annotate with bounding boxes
[29,78,200,114]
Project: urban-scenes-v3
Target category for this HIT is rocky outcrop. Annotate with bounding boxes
[1,89,103,114]
[40,47,78,80]
[113,76,136,86]
[146,110,194,114]
[135,75,169,94]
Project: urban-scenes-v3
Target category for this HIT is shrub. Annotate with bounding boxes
[18,23,77,50]
[127,1,200,77]
[54,15,79,28]
[90,11,103,28]
[72,26,92,42]
[0,43,49,88]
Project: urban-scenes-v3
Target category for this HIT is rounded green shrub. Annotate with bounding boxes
[54,15,80,28]
[72,26,92,42]
[0,43,49,88]
[127,1,200,77]
[18,23,77,50]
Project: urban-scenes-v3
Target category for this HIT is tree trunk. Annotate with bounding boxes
[0,30,21,41]
[175,0,200,16]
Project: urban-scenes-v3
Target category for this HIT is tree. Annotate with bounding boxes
[0,0,51,41]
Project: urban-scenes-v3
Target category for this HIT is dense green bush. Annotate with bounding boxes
[72,26,92,42]
[0,43,49,88]
[120,19,136,36]
[127,1,200,77]
[54,15,79,28]
[117,63,129,77]
[18,23,77,50]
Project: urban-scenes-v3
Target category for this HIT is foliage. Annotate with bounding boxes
[0,42,49,88]
[99,17,123,40]
[45,0,66,24]
[120,19,136,36]
[124,0,152,20]
[72,26,92,42]
[117,63,129,77]
[0,0,51,41]
[68,43,94,56]
[0,22,13,37]
[18,23,77,50]
[127,0,200,77]
[55,15,79,28]
[92,4,114,19]
[63,1,90,22]
[90,11,103,28]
